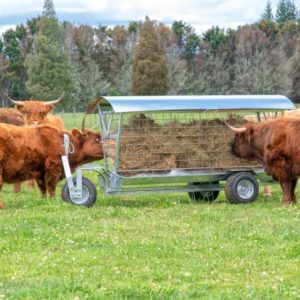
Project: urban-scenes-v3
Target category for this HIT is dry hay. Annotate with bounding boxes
[105,114,259,175]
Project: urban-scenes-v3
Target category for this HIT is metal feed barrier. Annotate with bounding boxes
[61,95,295,207]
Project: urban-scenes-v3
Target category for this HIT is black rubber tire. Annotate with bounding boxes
[61,177,97,207]
[225,172,259,204]
[188,182,220,202]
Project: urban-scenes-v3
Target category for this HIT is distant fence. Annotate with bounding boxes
[53,108,99,130]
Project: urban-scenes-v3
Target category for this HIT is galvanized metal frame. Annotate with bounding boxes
[62,95,295,200]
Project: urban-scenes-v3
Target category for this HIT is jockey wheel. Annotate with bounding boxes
[225,172,259,204]
[61,177,97,207]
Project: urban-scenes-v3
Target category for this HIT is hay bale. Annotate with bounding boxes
[105,115,259,175]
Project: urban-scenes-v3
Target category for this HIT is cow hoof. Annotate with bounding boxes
[264,193,272,197]
[0,201,5,209]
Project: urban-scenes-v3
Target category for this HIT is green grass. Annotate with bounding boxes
[54,111,99,130]
[0,177,300,299]
[1,112,299,299]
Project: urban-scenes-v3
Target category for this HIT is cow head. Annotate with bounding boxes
[7,93,64,125]
[224,121,256,159]
[71,129,103,163]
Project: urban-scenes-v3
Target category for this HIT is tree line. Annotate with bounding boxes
[1,0,300,108]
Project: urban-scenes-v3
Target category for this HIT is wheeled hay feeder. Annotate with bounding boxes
[61,95,295,207]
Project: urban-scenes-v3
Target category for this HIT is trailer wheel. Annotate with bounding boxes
[61,177,97,207]
[188,182,220,202]
[225,172,258,204]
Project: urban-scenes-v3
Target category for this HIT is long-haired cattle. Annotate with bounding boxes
[225,118,300,204]
[2,94,65,192]
[7,93,64,125]
[0,124,103,208]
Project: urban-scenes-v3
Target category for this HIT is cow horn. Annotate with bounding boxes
[81,113,87,132]
[81,97,103,132]
[5,95,25,106]
[44,92,65,105]
[223,120,247,133]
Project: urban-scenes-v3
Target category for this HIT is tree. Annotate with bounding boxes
[189,52,231,95]
[171,21,200,60]
[203,26,227,52]
[42,0,56,18]
[275,0,298,23]
[232,25,293,96]
[25,13,74,103]
[2,24,32,99]
[71,25,110,106]
[172,20,186,52]
[166,46,188,94]
[131,17,169,95]
[261,0,273,21]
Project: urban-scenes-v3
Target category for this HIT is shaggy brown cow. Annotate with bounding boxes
[4,94,65,192]
[225,118,300,204]
[244,109,300,197]
[0,109,25,126]
[0,124,103,208]
[7,93,64,125]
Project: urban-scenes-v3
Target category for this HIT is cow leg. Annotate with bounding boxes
[13,180,35,193]
[279,180,295,205]
[45,160,62,198]
[289,178,298,204]
[27,180,35,189]
[0,173,4,209]
[265,157,295,204]
[13,182,21,193]
[263,185,272,197]
[36,178,47,198]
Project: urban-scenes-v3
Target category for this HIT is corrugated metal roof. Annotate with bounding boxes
[98,95,295,113]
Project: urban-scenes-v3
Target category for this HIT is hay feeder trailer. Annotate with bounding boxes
[61,95,295,207]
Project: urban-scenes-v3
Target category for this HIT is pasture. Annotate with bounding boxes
[0,180,300,299]
[0,113,299,299]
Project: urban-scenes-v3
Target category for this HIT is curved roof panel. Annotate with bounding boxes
[98,95,295,113]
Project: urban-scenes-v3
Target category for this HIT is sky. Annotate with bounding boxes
[0,0,299,35]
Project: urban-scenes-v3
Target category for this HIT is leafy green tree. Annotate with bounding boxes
[203,26,227,51]
[172,20,186,51]
[131,17,169,95]
[25,14,73,103]
[261,0,274,21]
[2,24,31,99]
[171,21,200,60]
[276,0,298,23]
[184,33,200,60]
[128,21,139,35]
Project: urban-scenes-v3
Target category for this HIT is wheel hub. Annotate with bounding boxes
[237,179,254,199]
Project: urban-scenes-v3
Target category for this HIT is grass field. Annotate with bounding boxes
[0,112,299,299]
[0,177,299,299]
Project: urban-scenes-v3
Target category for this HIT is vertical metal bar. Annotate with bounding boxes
[73,107,76,127]
[76,168,82,190]
[256,112,261,122]
[114,113,123,173]
[107,112,113,135]
[98,104,109,171]
[98,107,108,136]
